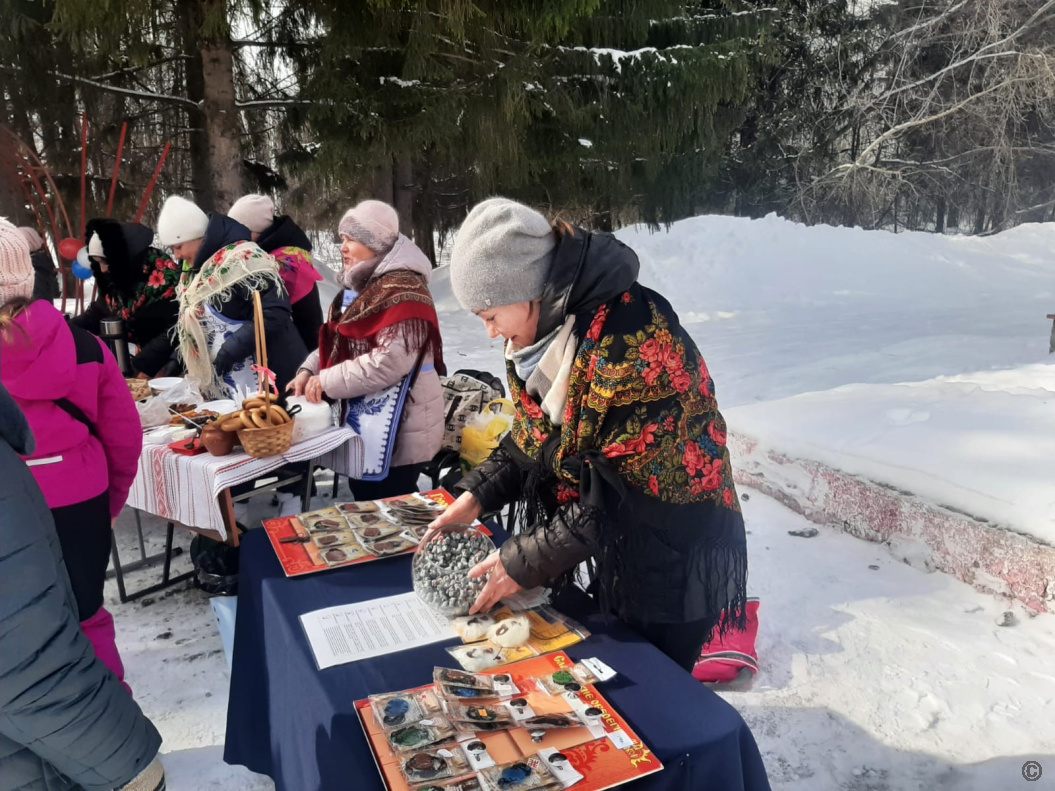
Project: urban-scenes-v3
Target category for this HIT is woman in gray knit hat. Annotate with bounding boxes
[433,197,748,672]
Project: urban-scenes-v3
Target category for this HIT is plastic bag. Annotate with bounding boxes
[459,399,514,471]
[137,396,171,429]
[190,533,241,596]
[159,377,203,408]
[286,395,336,443]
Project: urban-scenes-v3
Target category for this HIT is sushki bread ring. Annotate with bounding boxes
[250,408,271,428]
[242,397,266,410]
[269,405,291,424]
[239,411,256,430]
[221,416,245,432]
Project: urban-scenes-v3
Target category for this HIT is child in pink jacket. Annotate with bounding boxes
[0,219,142,690]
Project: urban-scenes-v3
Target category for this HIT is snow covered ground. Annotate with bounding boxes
[727,364,1055,544]
[104,214,1055,789]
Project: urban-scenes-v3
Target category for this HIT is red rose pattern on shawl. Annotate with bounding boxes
[507,285,739,511]
[105,253,180,330]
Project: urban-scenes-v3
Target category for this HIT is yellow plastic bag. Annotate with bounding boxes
[459,399,515,471]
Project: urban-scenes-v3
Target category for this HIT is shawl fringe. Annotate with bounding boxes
[504,437,748,631]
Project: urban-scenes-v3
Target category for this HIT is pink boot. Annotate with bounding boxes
[81,606,131,696]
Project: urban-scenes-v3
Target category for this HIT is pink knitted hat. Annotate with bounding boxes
[338,200,399,254]
[0,219,34,304]
[17,226,44,252]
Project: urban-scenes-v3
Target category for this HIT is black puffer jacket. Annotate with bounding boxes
[72,219,180,377]
[256,214,323,352]
[185,215,308,390]
[458,228,747,628]
[0,385,162,790]
[30,250,60,302]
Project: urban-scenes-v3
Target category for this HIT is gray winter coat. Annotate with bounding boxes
[0,385,162,791]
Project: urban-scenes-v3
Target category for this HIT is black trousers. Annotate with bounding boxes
[348,464,423,502]
[623,615,719,672]
[51,492,112,621]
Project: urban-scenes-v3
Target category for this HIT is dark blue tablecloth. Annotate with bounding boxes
[224,528,770,791]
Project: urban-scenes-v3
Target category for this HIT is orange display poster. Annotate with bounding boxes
[356,652,663,791]
[264,489,487,577]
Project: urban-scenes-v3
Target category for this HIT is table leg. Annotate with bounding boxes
[135,510,147,563]
[331,472,341,499]
[106,510,185,594]
[109,519,195,602]
[162,522,174,582]
[302,459,316,511]
[217,488,241,547]
[110,539,129,603]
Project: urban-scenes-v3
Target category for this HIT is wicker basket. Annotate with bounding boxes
[232,290,297,458]
[237,417,296,458]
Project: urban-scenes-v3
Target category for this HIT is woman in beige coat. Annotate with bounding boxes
[290,201,445,499]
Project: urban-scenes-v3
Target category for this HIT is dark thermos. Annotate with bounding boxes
[99,318,132,376]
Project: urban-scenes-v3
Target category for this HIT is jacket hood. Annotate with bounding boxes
[258,215,312,253]
[1,301,76,402]
[86,219,156,298]
[372,234,432,283]
[193,214,252,270]
[536,226,640,339]
[0,383,34,456]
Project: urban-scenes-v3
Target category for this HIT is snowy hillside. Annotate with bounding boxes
[436,214,1054,405]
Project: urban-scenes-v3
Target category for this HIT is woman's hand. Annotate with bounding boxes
[304,375,326,404]
[288,369,311,396]
[428,491,482,531]
[468,551,523,615]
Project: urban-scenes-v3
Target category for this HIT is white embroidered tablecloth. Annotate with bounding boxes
[128,427,364,540]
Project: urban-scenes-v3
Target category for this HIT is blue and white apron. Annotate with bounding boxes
[345,362,434,482]
[202,304,258,400]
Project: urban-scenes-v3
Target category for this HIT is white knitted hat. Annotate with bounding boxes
[338,200,400,254]
[0,218,34,304]
[87,232,105,258]
[228,194,276,234]
[157,195,209,246]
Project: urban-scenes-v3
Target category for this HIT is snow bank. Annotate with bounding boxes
[725,363,1055,544]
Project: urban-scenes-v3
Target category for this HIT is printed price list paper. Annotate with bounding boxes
[300,592,456,669]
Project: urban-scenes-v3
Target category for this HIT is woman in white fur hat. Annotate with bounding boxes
[157,195,307,399]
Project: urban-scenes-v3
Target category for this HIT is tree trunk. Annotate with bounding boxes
[372,162,394,205]
[179,0,211,204]
[177,0,243,212]
[198,0,243,211]
[935,197,946,233]
[394,154,415,238]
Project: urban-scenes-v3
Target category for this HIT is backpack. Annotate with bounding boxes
[438,369,504,453]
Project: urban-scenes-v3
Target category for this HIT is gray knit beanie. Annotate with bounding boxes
[450,198,556,311]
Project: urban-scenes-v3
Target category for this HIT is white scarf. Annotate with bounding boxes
[506,316,578,425]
